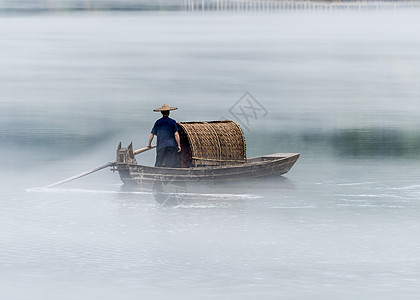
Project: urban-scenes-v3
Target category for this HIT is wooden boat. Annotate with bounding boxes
[116,150,299,185]
[45,120,299,190]
[115,120,299,186]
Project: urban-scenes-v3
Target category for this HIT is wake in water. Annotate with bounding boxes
[26,186,262,207]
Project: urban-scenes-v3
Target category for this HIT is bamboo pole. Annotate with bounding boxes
[134,145,157,155]
[46,145,156,189]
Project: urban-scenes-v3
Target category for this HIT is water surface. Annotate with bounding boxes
[1,9,420,299]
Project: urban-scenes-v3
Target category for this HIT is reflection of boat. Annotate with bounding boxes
[115,120,299,186]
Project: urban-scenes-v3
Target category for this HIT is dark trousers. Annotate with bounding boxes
[155,146,179,168]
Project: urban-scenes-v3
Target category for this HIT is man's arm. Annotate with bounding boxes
[147,133,155,148]
[174,132,181,152]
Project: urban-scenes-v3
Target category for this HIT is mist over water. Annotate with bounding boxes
[1,8,420,299]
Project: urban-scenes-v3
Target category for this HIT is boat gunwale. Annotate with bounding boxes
[116,153,300,184]
[117,153,300,172]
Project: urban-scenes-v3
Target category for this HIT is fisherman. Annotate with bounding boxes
[147,104,181,167]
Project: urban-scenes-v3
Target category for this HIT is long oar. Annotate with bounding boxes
[134,145,156,155]
[45,161,116,189]
[45,145,156,189]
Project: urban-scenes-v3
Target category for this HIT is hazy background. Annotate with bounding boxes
[1,5,420,300]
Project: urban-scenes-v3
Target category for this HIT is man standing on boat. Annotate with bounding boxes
[147,104,181,167]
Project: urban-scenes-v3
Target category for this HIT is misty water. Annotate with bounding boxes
[1,9,420,299]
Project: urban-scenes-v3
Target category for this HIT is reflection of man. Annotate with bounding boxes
[147,104,181,167]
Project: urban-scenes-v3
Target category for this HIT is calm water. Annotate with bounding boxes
[1,9,420,299]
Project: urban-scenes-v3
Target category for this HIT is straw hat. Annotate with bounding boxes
[153,104,178,112]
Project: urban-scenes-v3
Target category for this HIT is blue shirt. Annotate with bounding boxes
[151,116,178,150]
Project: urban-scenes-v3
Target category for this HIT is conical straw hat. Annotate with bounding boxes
[153,103,178,112]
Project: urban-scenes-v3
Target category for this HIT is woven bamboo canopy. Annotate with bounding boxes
[178,120,246,167]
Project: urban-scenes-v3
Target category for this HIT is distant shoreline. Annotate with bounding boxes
[1,0,420,13]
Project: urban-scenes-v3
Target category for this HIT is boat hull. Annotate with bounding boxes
[116,153,299,185]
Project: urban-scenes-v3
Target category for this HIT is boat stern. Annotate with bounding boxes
[116,142,139,168]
